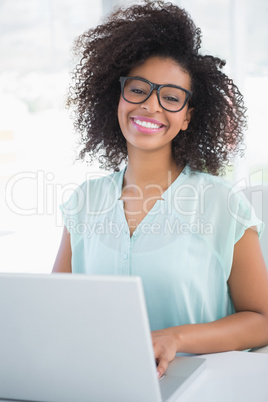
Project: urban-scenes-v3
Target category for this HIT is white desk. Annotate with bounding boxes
[0,351,267,402]
[178,351,268,402]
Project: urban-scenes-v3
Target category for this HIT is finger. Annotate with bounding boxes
[152,341,161,357]
[156,357,169,378]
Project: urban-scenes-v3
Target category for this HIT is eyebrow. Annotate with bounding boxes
[128,76,192,91]
[129,76,186,87]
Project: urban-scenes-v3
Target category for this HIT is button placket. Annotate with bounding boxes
[121,223,131,275]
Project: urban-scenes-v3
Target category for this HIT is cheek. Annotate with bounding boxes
[171,113,189,132]
[117,97,125,123]
[117,97,130,132]
[169,116,183,131]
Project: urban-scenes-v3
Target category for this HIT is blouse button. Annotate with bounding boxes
[122,253,128,260]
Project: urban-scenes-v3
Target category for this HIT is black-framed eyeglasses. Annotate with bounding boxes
[119,76,192,113]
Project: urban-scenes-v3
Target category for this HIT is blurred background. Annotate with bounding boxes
[0,0,268,273]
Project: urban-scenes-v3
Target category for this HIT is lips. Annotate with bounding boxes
[131,116,166,133]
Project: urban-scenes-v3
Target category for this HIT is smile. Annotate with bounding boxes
[131,117,166,133]
[133,118,162,129]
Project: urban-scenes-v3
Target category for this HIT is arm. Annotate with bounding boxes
[52,226,72,273]
[153,228,268,377]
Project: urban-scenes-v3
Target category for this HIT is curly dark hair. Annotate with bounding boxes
[67,0,247,175]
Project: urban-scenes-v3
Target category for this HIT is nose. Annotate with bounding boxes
[140,90,163,113]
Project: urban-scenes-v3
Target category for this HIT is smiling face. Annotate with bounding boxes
[117,56,192,155]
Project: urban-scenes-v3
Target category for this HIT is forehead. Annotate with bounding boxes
[128,57,191,89]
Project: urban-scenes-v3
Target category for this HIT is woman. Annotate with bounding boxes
[53,1,268,378]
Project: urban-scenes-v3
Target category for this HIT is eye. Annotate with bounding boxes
[160,87,185,105]
[163,96,180,103]
[125,79,150,95]
[131,88,147,95]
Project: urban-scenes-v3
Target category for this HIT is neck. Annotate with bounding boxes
[124,147,183,193]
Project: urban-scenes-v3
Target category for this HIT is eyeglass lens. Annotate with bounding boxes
[123,78,188,112]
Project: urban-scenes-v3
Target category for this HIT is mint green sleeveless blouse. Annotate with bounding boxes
[60,166,264,331]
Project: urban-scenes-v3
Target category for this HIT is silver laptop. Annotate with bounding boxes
[0,273,206,402]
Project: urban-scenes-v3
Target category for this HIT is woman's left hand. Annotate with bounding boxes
[151,328,178,378]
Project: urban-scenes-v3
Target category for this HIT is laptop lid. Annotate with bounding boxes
[0,273,205,402]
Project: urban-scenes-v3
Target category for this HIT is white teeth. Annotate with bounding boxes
[134,119,162,129]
